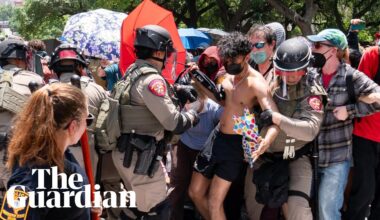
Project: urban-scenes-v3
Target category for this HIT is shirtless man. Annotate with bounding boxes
[189,32,279,220]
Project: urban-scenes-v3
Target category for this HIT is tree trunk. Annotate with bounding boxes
[216,0,252,32]
[186,0,198,28]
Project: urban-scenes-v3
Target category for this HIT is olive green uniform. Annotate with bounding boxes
[112,59,196,213]
[0,64,44,201]
[245,71,325,220]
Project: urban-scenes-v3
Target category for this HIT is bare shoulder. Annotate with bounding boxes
[247,67,269,90]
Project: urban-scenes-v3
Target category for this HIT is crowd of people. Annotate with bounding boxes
[0,18,379,220]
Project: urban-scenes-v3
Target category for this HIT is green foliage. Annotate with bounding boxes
[9,0,91,40]
[0,4,15,21]
[91,0,140,12]
[6,0,380,44]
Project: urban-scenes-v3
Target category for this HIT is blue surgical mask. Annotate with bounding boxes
[250,51,267,64]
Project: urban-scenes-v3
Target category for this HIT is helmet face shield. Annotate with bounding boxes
[274,66,306,99]
[26,48,45,75]
[164,47,177,79]
[274,68,306,77]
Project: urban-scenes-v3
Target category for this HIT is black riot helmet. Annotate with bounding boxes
[0,38,28,61]
[273,37,311,73]
[273,37,312,99]
[49,44,87,69]
[134,25,175,53]
[49,44,87,75]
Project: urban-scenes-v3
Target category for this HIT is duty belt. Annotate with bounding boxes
[117,133,166,177]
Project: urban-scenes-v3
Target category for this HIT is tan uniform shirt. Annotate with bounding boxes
[120,60,185,141]
[59,72,108,174]
[261,73,324,153]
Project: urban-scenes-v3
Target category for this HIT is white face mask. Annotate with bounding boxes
[185,100,202,112]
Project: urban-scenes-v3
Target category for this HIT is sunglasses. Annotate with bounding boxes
[63,113,94,129]
[274,68,305,76]
[312,42,334,49]
[86,113,94,127]
[252,42,266,49]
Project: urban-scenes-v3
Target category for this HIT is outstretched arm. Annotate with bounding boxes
[251,76,280,161]
[359,93,380,104]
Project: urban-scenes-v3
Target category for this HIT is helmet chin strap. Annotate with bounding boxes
[150,53,167,70]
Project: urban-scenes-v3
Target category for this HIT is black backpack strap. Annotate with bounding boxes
[374,46,380,85]
[288,190,310,203]
[346,67,356,104]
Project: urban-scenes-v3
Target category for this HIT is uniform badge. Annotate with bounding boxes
[308,96,322,111]
[148,79,166,97]
[0,187,30,220]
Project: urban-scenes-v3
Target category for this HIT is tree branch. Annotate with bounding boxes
[354,0,378,18]
[333,0,344,31]
[198,2,216,16]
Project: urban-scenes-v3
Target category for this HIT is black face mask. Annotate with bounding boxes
[204,63,219,75]
[225,63,244,75]
[311,52,326,69]
[311,48,332,69]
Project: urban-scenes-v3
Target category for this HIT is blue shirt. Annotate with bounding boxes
[5,150,91,220]
[180,99,223,150]
[103,63,122,91]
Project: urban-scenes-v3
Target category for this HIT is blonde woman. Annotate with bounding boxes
[5,83,100,219]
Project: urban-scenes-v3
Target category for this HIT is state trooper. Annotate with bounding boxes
[0,38,44,203]
[48,44,108,172]
[49,44,130,219]
[245,38,326,220]
[111,24,199,219]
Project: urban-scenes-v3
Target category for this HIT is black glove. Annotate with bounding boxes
[215,84,226,101]
[187,109,200,127]
[259,109,274,127]
[174,84,198,107]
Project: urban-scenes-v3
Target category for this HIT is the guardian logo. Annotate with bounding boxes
[0,166,136,219]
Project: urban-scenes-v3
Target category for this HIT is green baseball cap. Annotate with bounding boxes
[307,28,348,50]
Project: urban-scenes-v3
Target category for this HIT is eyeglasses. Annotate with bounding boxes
[312,42,334,49]
[252,42,266,49]
[63,113,94,129]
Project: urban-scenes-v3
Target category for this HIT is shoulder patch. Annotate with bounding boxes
[308,96,322,111]
[0,186,30,220]
[148,79,166,97]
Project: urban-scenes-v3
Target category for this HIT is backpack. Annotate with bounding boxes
[94,64,155,153]
[0,69,28,114]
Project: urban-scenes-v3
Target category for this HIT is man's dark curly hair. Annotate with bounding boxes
[217,32,252,59]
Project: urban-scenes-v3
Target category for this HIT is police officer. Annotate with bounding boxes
[245,38,326,220]
[49,44,128,219]
[49,44,108,171]
[0,38,44,203]
[111,25,199,219]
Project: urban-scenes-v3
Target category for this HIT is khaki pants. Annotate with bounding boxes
[100,152,129,220]
[112,150,167,213]
[245,156,313,220]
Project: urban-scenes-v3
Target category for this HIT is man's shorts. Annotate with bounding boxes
[194,132,244,182]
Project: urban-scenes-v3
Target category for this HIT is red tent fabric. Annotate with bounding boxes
[119,0,186,84]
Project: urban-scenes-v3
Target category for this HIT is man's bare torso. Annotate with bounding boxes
[219,67,265,134]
